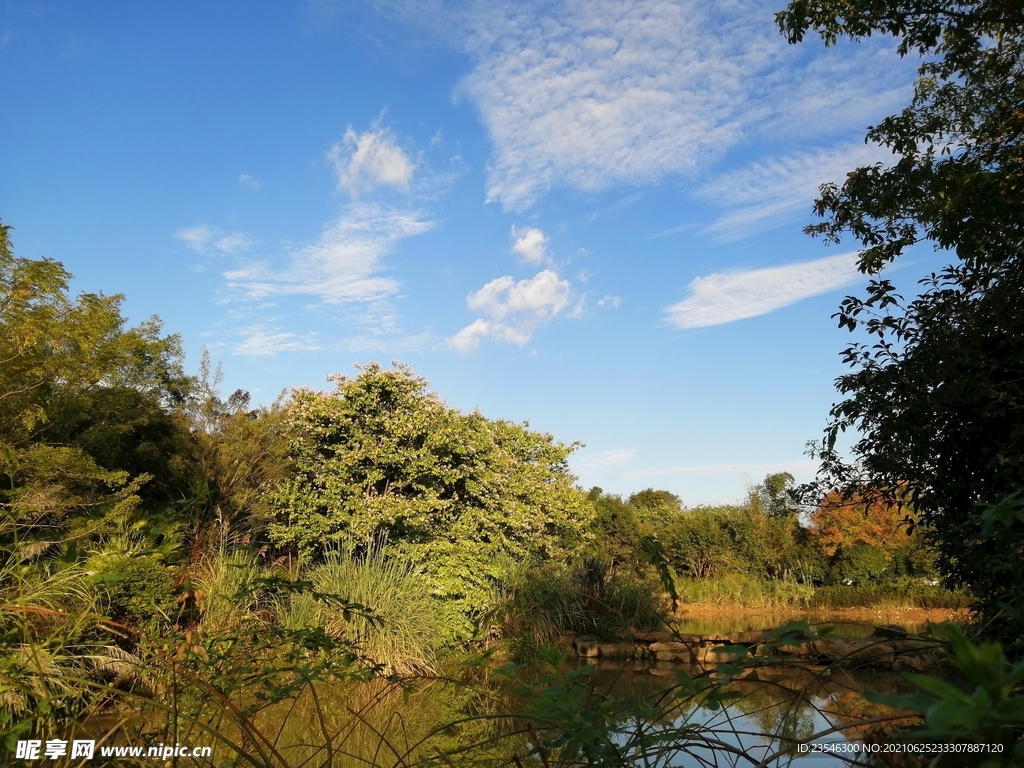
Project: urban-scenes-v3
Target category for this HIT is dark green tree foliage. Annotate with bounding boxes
[829,542,888,586]
[0,223,193,556]
[754,472,800,518]
[270,363,593,639]
[586,488,648,570]
[627,488,683,521]
[777,1,1024,648]
[657,504,796,580]
[184,351,292,555]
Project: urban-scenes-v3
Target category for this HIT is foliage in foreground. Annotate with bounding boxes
[778,0,1024,652]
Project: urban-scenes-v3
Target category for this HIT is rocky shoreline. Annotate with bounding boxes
[572,626,930,672]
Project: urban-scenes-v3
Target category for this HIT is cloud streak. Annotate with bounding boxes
[697,143,891,240]
[666,252,862,329]
[224,203,432,304]
[177,225,258,255]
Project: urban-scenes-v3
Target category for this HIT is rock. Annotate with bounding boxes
[649,641,692,654]
[630,629,672,643]
[693,642,719,664]
[777,642,813,657]
[850,641,897,667]
[709,646,742,663]
[733,631,764,645]
[891,639,930,653]
[598,642,641,659]
[894,655,923,672]
[810,637,853,661]
[871,625,908,640]
[675,633,704,643]
[573,636,601,658]
[655,651,691,662]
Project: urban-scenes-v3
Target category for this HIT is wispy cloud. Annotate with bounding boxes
[233,326,322,356]
[177,225,258,255]
[238,173,262,190]
[578,448,635,467]
[697,143,890,240]
[224,202,432,304]
[446,269,572,352]
[597,295,622,308]
[329,127,415,197]
[448,0,910,209]
[666,252,861,329]
[511,226,547,263]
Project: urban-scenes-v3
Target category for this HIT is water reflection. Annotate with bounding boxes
[220,652,914,767]
[576,659,915,767]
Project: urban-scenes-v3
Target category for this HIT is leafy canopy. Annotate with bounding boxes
[270,363,593,638]
[1,222,192,556]
[777,1,1024,646]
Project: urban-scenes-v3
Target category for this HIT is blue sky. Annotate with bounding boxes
[0,0,938,504]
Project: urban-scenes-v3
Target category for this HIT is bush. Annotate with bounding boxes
[828,543,887,586]
[104,557,177,626]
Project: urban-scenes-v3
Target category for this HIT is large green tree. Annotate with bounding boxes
[270,363,593,638]
[777,1,1024,647]
[1,221,192,558]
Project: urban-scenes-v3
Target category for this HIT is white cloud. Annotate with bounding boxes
[585,449,635,467]
[467,269,570,320]
[329,127,415,197]
[176,225,258,255]
[450,0,911,209]
[597,295,621,308]
[233,326,321,356]
[698,143,891,240]
[511,226,547,263]
[224,203,432,304]
[447,269,572,351]
[239,173,262,190]
[666,252,862,329]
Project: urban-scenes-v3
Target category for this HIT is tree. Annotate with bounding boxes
[0,222,192,556]
[626,489,683,524]
[586,488,647,570]
[269,363,593,639]
[810,489,910,558]
[753,472,800,519]
[778,1,1024,648]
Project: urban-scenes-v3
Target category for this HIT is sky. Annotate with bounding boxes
[0,0,941,504]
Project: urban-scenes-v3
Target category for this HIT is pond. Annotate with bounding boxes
[93,613,929,767]
[223,616,921,767]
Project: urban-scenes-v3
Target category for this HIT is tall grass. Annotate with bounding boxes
[675,574,970,612]
[278,547,445,675]
[491,562,589,655]
[810,584,971,610]
[675,574,814,609]
[491,560,665,658]
[195,548,266,633]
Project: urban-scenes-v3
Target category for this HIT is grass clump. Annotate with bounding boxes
[675,574,814,609]
[278,546,445,674]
